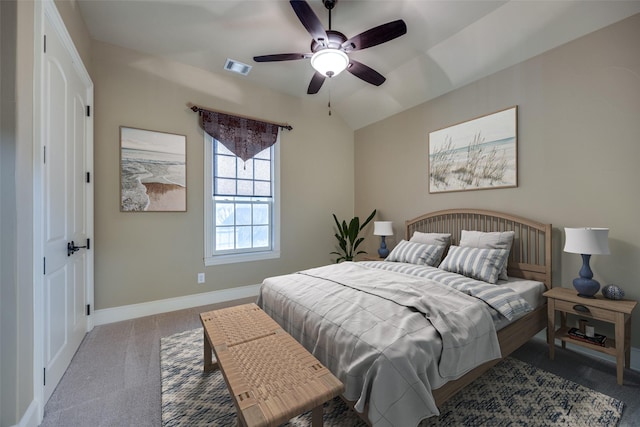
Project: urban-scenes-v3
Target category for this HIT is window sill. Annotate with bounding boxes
[204,250,280,266]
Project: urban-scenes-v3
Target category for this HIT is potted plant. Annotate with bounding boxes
[331,209,376,263]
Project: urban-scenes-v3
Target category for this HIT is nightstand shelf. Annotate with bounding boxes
[544,287,637,385]
[555,326,616,356]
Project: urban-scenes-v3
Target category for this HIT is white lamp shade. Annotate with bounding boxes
[374,221,393,236]
[310,49,349,77]
[564,227,610,255]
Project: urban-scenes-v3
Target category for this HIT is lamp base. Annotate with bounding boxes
[576,294,597,299]
[573,277,600,299]
[378,236,389,258]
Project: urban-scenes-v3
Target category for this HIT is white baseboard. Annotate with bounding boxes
[93,284,261,326]
[12,399,39,427]
[532,331,640,372]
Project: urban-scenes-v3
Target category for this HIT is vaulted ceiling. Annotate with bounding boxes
[77,0,640,129]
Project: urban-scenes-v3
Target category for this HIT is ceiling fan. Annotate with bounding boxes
[253,0,407,94]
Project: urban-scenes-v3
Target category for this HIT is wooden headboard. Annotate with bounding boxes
[406,209,552,289]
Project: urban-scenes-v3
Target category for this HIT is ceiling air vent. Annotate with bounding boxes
[224,59,252,76]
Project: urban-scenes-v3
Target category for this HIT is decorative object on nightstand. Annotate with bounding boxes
[564,227,610,298]
[373,221,393,258]
[602,284,625,300]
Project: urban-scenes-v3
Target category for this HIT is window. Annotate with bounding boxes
[204,134,280,265]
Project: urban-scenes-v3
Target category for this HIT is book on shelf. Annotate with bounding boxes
[567,327,607,346]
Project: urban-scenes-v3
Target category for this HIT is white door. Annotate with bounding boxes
[41,8,92,403]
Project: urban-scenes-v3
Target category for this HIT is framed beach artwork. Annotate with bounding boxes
[428,106,518,194]
[120,126,187,212]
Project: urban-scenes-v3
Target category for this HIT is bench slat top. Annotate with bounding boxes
[200,303,344,427]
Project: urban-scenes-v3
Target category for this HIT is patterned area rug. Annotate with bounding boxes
[161,328,624,426]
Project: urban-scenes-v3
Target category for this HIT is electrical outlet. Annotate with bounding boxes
[197,273,205,284]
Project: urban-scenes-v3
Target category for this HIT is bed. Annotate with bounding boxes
[257,209,552,426]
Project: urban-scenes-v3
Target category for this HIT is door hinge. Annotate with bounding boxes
[44,35,46,53]
[86,304,91,316]
[43,257,46,275]
[86,172,91,183]
[86,105,91,117]
[86,238,91,250]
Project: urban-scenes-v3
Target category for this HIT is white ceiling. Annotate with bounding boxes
[77,0,640,129]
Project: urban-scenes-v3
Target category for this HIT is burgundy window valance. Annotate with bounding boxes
[191,105,292,162]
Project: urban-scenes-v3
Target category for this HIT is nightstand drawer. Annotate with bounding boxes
[555,299,617,322]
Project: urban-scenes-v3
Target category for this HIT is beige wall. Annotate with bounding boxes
[91,41,354,309]
[355,13,640,347]
[0,2,19,424]
[1,0,36,425]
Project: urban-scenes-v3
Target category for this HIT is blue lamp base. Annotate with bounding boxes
[573,254,600,298]
[378,236,389,258]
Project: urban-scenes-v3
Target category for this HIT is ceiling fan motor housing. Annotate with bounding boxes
[322,0,338,10]
[311,30,347,52]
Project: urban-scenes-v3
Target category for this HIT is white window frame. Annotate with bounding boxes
[204,133,280,266]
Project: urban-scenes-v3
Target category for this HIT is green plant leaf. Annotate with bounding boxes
[353,236,365,252]
[332,214,342,232]
[341,220,349,237]
[360,209,377,231]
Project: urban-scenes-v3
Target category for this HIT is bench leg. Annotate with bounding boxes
[311,405,323,427]
[203,332,219,372]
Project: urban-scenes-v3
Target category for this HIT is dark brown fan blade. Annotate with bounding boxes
[307,72,326,94]
[253,53,310,62]
[342,19,407,52]
[290,0,328,46]
[347,60,386,86]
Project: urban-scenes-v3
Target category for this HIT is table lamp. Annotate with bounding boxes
[564,227,610,298]
[373,221,393,258]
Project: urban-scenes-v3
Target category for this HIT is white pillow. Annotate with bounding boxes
[386,240,445,267]
[460,230,514,280]
[438,245,509,284]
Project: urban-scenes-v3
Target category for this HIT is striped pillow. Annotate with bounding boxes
[410,231,451,247]
[386,240,445,266]
[460,230,514,280]
[438,245,509,284]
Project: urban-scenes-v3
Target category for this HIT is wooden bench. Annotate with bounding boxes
[200,303,344,427]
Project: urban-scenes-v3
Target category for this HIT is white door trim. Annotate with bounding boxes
[32,0,94,421]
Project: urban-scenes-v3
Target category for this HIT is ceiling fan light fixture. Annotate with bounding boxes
[310,49,349,77]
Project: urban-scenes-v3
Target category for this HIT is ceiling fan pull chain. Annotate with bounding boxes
[328,78,332,116]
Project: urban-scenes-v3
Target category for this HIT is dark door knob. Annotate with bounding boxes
[67,241,87,257]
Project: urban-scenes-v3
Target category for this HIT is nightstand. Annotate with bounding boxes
[544,287,637,385]
[360,255,386,261]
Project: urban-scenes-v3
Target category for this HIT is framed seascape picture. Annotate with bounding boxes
[120,126,187,212]
[428,106,518,194]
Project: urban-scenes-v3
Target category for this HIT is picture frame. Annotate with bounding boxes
[120,126,187,212]
[428,106,518,194]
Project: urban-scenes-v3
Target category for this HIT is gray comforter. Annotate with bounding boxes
[257,262,528,426]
